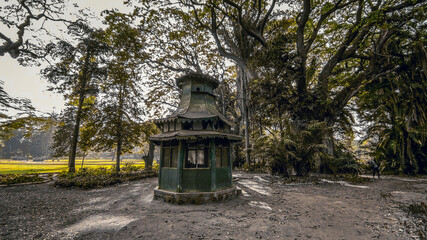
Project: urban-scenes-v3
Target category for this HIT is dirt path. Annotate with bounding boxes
[0,172,426,240]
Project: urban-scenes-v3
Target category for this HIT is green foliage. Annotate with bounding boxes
[43,24,110,173]
[215,72,240,126]
[0,115,48,144]
[326,143,362,175]
[245,0,427,176]
[152,163,160,172]
[90,12,151,173]
[0,117,55,158]
[0,80,35,132]
[252,120,327,177]
[288,121,328,176]
[49,104,98,160]
[3,0,426,178]
[252,135,291,177]
[0,173,44,185]
[50,108,79,158]
[128,3,228,117]
[242,161,269,174]
[122,162,144,172]
[357,19,427,175]
[54,167,157,189]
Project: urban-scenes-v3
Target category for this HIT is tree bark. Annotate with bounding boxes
[237,66,251,165]
[115,84,124,174]
[69,46,91,173]
[115,135,122,174]
[145,142,154,170]
[81,153,86,168]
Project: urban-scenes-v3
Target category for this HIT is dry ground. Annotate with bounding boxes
[0,172,426,240]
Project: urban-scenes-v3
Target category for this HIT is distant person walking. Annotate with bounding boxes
[368,160,380,178]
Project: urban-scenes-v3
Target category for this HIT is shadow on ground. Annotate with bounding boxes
[0,172,426,239]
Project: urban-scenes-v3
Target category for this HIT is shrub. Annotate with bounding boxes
[327,152,362,175]
[233,145,246,168]
[251,121,327,177]
[152,163,160,172]
[242,161,269,173]
[0,173,44,185]
[122,162,144,172]
[252,135,291,177]
[54,167,157,189]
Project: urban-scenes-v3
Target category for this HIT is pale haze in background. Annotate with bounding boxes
[0,0,132,115]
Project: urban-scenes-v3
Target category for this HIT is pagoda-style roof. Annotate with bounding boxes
[155,73,233,126]
[150,73,241,143]
[176,72,219,89]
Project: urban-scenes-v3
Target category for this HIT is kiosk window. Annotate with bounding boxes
[215,146,229,167]
[162,141,178,168]
[185,140,209,168]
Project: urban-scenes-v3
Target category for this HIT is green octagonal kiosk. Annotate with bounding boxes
[150,73,242,203]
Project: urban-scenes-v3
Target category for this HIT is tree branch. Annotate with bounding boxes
[209,7,245,67]
[304,0,355,53]
[223,0,274,47]
[296,0,310,55]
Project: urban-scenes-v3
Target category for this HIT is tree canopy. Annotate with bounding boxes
[1,0,426,175]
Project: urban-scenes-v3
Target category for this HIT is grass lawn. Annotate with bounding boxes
[0,159,145,174]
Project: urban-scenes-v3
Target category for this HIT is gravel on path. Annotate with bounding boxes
[0,173,426,240]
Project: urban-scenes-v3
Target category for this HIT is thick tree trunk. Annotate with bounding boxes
[244,104,251,165]
[115,85,124,174]
[145,142,154,170]
[115,115,122,174]
[69,47,91,173]
[115,137,122,174]
[238,67,251,165]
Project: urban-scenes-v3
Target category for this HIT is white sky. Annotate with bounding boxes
[0,0,132,115]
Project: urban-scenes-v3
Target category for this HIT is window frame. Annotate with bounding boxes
[162,140,178,168]
[184,140,210,169]
[215,145,229,168]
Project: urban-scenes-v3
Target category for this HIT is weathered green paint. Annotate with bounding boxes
[216,167,232,190]
[182,169,211,192]
[158,141,164,187]
[210,139,216,191]
[176,140,184,192]
[159,166,231,192]
[158,140,235,193]
[228,143,233,186]
[151,73,241,195]
[159,168,178,191]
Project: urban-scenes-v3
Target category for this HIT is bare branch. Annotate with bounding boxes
[209,7,245,67]
[223,0,272,47]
